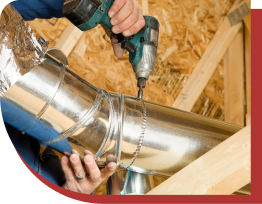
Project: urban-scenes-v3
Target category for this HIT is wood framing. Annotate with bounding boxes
[147,125,251,195]
[243,0,251,33]
[172,0,250,112]
[224,29,245,126]
[142,0,149,15]
[54,23,84,57]
[245,26,251,126]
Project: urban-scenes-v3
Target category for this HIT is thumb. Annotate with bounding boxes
[111,37,124,58]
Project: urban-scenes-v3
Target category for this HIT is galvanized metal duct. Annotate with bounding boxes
[106,170,155,195]
[1,52,250,193]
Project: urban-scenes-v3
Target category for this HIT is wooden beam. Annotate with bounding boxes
[142,0,149,15]
[172,0,250,112]
[245,26,251,126]
[224,29,245,126]
[54,23,83,57]
[244,14,251,34]
[147,125,251,195]
[243,0,251,33]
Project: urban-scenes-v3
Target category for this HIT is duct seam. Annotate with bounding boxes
[116,92,124,166]
[127,100,146,168]
[22,61,66,132]
[95,89,115,158]
[48,88,103,144]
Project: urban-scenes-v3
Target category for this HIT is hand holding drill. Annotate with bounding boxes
[63,0,159,99]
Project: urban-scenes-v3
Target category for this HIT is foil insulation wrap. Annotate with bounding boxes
[0,4,48,97]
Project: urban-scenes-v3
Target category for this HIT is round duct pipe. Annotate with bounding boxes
[1,53,249,194]
[106,170,155,195]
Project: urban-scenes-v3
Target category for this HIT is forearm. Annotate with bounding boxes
[11,0,64,21]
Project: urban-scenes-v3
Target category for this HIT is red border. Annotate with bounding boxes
[14,9,262,204]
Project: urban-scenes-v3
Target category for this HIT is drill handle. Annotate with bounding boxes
[100,9,113,30]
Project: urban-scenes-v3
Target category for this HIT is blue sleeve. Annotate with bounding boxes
[11,0,64,21]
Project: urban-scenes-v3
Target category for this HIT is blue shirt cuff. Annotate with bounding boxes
[11,0,64,21]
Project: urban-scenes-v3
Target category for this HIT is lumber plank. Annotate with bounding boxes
[172,0,249,112]
[224,29,245,126]
[54,23,83,57]
[245,26,251,126]
[142,0,149,15]
[147,125,251,195]
[244,14,251,34]
[243,0,251,33]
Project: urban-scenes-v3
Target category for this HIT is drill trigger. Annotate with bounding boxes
[111,33,125,43]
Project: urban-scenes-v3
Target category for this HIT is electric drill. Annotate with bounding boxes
[62,0,159,99]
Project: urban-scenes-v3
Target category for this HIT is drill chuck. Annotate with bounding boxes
[137,77,146,100]
[137,77,146,88]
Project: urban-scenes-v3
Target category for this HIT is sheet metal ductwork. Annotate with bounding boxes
[106,170,155,195]
[1,52,249,193]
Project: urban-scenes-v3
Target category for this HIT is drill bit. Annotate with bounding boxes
[137,78,146,100]
[137,86,144,100]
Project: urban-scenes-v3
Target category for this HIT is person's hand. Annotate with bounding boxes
[61,149,117,194]
[102,0,145,58]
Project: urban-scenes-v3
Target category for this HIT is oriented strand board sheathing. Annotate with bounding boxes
[191,62,225,121]
[27,18,70,47]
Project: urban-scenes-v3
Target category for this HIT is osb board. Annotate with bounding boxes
[191,61,225,121]
[26,0,237,195]
[144,0,232,103]
[27,18,70,47]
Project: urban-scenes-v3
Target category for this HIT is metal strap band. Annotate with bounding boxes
[228,2,250,26]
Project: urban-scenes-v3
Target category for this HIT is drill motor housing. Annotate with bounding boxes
[63,0,159,97]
